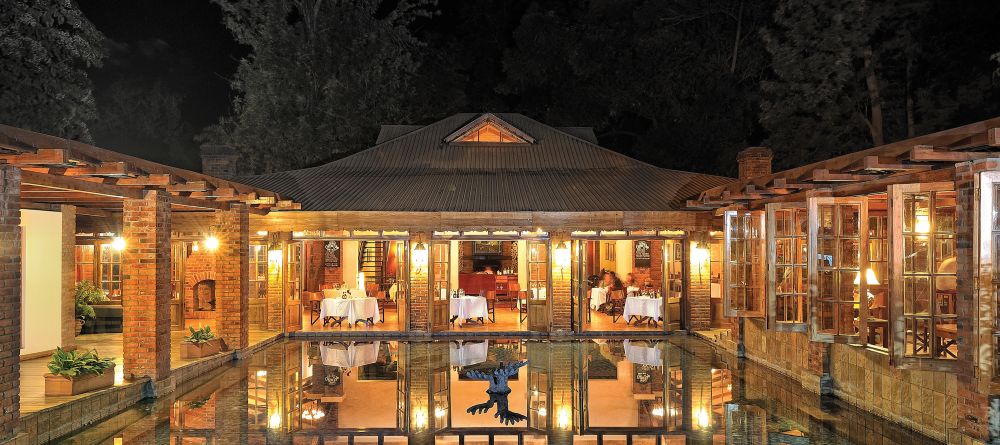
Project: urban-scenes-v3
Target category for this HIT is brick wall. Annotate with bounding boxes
[688,233,712,330]
[0,166,20,440]
[214,204,249,350]
[550,233,572,332]
[631,239,662,289]
[183,249,216,320]
[122,190,171,380]
[408,234,429,331]
[60,205,76,350]
[265,234,286,332]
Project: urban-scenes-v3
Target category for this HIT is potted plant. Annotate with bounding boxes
[75,281,109,335]
[181,326,226,359]
[44,347,116,396]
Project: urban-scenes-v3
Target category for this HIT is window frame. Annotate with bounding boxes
[980,172,1000,382]
[890,182,959,371]
[723,210,766,318]
[807,196,869,344]
[766,202,809,332]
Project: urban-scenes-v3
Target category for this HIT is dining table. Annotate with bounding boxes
[449,340,489,367]
[319,341,382,368]
[624,340,663,366]
[623,296,663,326]
[450,295,489,325]
[320,289,379,327]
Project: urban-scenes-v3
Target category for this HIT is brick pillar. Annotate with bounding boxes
[955,161,990,441]
[61,205,76,350]
[406,342,434,445]
[0,166,20,440]
[547,342,575,444]
[214,204,249,349]
[682,344,714,445]
[688,232,712,330]
[215,365,249,444]
[550,233,572,333]
[409,233,430,332]
[122,190,172,381]
[737,147,772,181]
[265,233,287,332]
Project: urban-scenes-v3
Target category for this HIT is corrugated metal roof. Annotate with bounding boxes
[239,113,733,211]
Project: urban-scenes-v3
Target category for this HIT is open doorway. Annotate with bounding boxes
[573,237,685,332]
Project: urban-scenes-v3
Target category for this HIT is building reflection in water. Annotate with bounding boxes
[61,337,940,445]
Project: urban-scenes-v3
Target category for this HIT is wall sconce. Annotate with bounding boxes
[694,406,711,430]
[204,235,220,251]
[691,242,710,284]
[192,241,199,252]
[554,241,571,273]
[111,236,126,251]
[256,230,268,236]
[412,242,428,274]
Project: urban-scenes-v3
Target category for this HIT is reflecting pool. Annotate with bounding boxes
[54,337,942,444]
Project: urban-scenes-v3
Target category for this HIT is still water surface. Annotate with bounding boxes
[55,337,941,444]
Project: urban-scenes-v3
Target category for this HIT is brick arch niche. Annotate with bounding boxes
[185,269,217,320]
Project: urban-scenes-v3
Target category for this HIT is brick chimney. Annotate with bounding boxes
[737,147,773,181]
[200,144,242,179]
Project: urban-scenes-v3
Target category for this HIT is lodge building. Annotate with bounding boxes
[0,112,998,444]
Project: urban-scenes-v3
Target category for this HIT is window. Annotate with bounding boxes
[432,242,449,300]
[98,242,122,299]
[286,243,300,301]
[808,197,868,343]
[891,184,957,365]
[249,243,268,299]
[723,210,765,317]
[866,197,889,350]
[528,241,548,300]
[984,173,1000,379]
[74,244,94,284]
[766,203,807,330]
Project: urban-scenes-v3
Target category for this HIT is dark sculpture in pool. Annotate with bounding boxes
[464,360,528,425]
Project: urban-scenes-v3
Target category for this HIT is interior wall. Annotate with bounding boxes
[341,240,359,289]
[21,209,64,356]
[517,240,528,290]
[615,240,633,276]
[450,240,459,288]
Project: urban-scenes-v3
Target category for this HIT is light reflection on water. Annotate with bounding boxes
[54,337,943,445]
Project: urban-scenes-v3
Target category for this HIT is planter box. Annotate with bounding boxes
[181,338,225,359]
[44,364,115,396]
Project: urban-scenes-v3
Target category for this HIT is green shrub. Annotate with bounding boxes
[75,280,109,320]
[47,347,115,378]
[184,326,217,344]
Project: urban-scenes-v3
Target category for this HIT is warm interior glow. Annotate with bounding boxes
[357,271,365,291]
[204,235,220,251]
[413,406,429,430]
[915,214,931,234]
[690,242,710,264]
[412,242,428,273]
[434,406,447,419]
[554,241,571,270]
[457,122,528,143]
[556,405,571,430]
[111,236,126,251]
[695,407,711,429]
[853,268,880,286]
[651,406,665,417]
[268,412,282,429]
[268,249,283,265]
[192,241,199,252]
[256,230,268,236]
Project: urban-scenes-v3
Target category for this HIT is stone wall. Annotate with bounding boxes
[0,166,20,440]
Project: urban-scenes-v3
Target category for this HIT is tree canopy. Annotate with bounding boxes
[0,0,104,141]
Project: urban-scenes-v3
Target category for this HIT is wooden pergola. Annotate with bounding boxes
[687,119,1000,210]
[0,125,297,214]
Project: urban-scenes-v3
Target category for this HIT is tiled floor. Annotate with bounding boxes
[19,328,280,413]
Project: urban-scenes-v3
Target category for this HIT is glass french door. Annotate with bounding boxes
[285,242,302,332]
[430,242,451,332]
[527,240,550,332]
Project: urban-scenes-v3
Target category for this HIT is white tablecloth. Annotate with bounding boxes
[624,340,662,366]
[450,340,489,367]
[590,288,608,309]
[623,296,663,321]
[450,296,488,321]
[321,297,379,323]
[322,288,366,299]
[320,341,381,367]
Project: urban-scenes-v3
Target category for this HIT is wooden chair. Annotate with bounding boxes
[376,290,394,324]
[365,282,380,297]
[304,291,324,325]
[608,290,626,323]
[484,290,497,323]
[495,275,509,299]
[518,291,529,322]
[507,282,521,310]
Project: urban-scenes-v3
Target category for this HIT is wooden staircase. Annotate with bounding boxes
[359,241,388,289]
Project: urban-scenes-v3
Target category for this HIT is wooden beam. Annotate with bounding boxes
[63,162,140,178]
[0,134,37,154]
[804,169,880,182]
[117,174,173,187]
[0,148,70,165]
[988,128,999,147]
[844,155,932,173]
[166,181,212,193]
[20,170,142,199]
[906,145,1000,162]
[189,187,235,199]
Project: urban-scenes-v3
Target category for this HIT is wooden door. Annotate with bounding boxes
[248,243,268,329]
[169,241,185,329]
[663,239,684,331]
[527,241,550,332]
[571,240,588,332]
[284,242,302,332]
[526,342,551,433]
[394,241,409,330]
[430,242,451,332]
